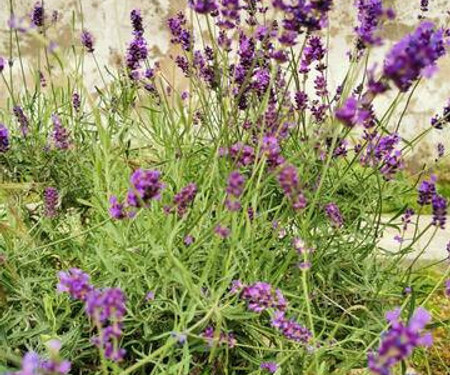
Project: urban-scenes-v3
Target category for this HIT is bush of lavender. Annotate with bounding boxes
[0,1,449,374]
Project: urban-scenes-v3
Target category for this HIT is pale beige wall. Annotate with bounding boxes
[0,0,449,168]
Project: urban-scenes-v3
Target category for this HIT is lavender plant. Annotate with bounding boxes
[0,1,449,374]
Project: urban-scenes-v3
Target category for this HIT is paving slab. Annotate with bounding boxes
[377,215,449,261]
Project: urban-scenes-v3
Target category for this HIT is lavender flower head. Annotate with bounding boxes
[300,36,326,73]
[417,175,437,206]
[445,279,450,297]
[172,183,198,216]
[168,12,192,51]
[214,225,230,239]
[87,289,127,361]
[325,203,344,228]
[146,291,155,301]
[44,187,59,218]
[13,106,29,136]
[0,124,10,152]
[436,143,445,159]
[420,0,429,14]
[335,97,359,127]
[14,352,40,375]
[57,268,93,301]
[109,196,127,220]
[401,208,415,231]
[72,92,81,112]
[202,326,237,348]
[383,21,447,91]
[225,171,245,211]
[431,194,447,229]
[274,0,334,32]
[184,235,195,246]
[130,9,144,36]
[368,307,432,374]
[0,56,5,73]
[260,362,279,373]
[127,169,165,207]
[13,351,71,375]
[81,30,95,53]
[278,164,307,211]
[126,35,148,73]
[52,114,70,150]
[227,142,255,167]
[57,269,127,362]
[271,310,312,344]
[31,1,45,28]
[85,287,126,322]
[241,282,287,313]
[189,0,218,14]
[355,0,394,49]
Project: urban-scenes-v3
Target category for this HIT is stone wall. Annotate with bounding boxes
[0,0,449,170]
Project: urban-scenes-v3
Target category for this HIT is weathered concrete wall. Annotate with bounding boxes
[0,0,449,169]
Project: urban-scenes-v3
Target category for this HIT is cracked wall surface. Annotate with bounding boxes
[0,0,449,170]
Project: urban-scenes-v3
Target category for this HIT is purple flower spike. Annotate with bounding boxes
[57,268,93,301]
[300,36,326,74]
[81,30,95,53]
[271,310,312,344]
[202,326,236,348]
[295,90,308,111]
[52,114,70,150]
[72,92,81,112]
[225,171,245,212]
[189,0,218,14]
[260,362,279,373]
[420,0,429,13]
[40,358,71,374]
[172,183,198,216]
[401,208,415,231]
[171,331,187,344]
[383,22,447,92]
[126,35,148,75]
[368,307,432,374]
[130,9,144,36]
[0,56,5,73]
[335,97,359,127]
[437,143,445,159]
[146,291,155,301]
[109,196,126,220]
[445,279,450,297]
[262,136,285,169]
[417,175,437,206]
[214,225,230,239]
[19,352,40,374]
[0,124,10,152]
[31,1,45,28]
[184,235,195,246]
[355,0,395,49]
[168,12,192,51]
[127,169,165,208]
[44,187,59,218]
[86,287,126,322]
[57,270,127,363]
[325,203,344,228]
[274,0,333,32]
[241,282,287,313]
[228,142,255,167]
[13,106,29,137]
[92,323,126,362]
[278,165,307,211]
[431,194,447,229]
